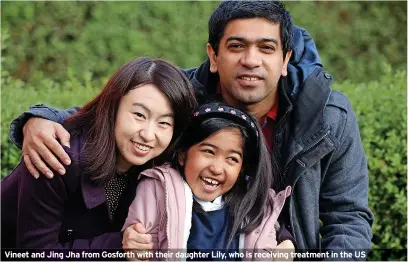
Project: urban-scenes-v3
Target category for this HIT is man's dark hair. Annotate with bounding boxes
[208,1,293,57]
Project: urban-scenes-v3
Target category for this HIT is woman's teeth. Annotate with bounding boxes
[133,142,150,151]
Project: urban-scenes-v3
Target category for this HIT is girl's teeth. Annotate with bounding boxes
[201,177,219,185]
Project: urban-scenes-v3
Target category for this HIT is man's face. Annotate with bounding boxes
[207,18,292,108]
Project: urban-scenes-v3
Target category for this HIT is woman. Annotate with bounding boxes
[1,57,197,250]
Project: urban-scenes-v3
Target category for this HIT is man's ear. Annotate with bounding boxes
[178,151,186,166]
[206,43,218,73]
[281,50,293,77]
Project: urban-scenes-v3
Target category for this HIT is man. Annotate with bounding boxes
[9,1,373,253]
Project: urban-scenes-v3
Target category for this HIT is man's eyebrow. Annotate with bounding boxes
[132,102,173,118]
[226,36,279,46]
[199,142,243,158]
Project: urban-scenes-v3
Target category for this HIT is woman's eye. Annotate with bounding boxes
[227,157,239,163]
[159,121,172,127]
[133,112,145,119]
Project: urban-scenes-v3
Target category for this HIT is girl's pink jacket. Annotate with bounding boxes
[122,164,291,257]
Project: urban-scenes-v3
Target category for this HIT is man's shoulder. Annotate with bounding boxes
[324,89,359,145]
[326,89,354,114]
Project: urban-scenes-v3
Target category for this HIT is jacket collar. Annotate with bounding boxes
[278,68,333,170]
[71,135,106,209]
[82,171,106,209]
[288,67,332,144]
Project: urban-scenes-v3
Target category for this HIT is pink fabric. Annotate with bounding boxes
[122,164,291,257]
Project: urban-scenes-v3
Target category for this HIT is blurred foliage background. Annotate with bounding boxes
[1,1,407,260]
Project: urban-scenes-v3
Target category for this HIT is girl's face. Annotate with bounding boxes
[115,84,174,172]
[179,128,244,201]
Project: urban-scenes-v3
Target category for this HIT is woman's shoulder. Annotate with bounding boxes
[56,134,88,191]
[62,133,85,165]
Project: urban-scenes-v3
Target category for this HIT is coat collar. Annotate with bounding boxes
[69,135,106,209]
[81,171,106,209]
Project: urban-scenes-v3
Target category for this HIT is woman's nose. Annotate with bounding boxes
[139,124,155,142]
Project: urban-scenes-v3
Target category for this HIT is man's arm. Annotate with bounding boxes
[319,104,374,252]
[9,105,79,178]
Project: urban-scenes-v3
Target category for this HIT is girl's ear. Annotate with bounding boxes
[178,151,186,166]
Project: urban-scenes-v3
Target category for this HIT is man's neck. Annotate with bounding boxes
[222,89,278,125]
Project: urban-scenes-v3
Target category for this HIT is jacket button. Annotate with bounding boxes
[324,73,331,79]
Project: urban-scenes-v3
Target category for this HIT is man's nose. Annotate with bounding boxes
[240,47,262,69]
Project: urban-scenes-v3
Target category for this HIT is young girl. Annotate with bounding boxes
[1,57,197,249]
[122,102,292,259]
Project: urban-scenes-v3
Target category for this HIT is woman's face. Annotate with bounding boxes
[115,84,174,172]
[179,128,244,201]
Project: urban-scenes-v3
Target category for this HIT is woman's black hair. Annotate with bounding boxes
[173,103,275,247]
[65,57,198,182]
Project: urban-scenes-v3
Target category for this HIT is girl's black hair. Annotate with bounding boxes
[173,103,275,247]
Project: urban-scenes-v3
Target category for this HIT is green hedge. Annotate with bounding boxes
[1,1,219,87]
[286,1,407,82]
[333,66,407,261]
[0,69,99,176]
[2,2,406,86]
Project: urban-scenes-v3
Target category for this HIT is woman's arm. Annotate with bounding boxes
[13,161,123,249]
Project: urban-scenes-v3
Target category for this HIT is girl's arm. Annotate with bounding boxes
[122,178,162,252]
[13,161,123,249]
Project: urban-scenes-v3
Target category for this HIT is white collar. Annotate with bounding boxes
[194,195,224,212]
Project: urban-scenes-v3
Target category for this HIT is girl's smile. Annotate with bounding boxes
[179,128,243,201]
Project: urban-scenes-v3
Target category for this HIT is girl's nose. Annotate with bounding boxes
[209,161,223,175]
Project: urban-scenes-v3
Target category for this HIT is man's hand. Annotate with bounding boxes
[123,223,153,261]
[22,117,71,179]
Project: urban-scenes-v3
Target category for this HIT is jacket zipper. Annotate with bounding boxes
[285,130,330,248]
[273,80,292,186]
